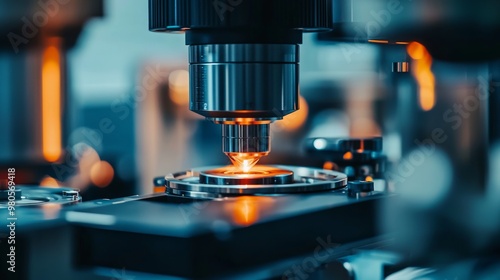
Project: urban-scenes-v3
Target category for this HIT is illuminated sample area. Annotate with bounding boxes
[226,152,270,173]
[199,165,295,185]
[222,122,272,172]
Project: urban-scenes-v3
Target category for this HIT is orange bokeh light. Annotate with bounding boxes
[276,95,309,132]
[41,38,63,162]
[323,161,335,170]
[343,152,353,160]
[39,176,59,187]
[407,42,436,111]
[407,42,427,60]
[168,69,189,106]
[227,152,269,173]
[90,161,115,188]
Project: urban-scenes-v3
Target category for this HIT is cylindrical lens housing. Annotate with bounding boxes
[189,44,299,121]
[222,124,270,154]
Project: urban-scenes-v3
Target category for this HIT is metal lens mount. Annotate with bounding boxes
[165,165,348,198]
[199,166,294,185]
[222,123,270,154]
[189,44,299,120]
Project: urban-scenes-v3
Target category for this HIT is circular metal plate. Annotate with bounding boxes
[165,165,347,198]
[200,166,294,185]
[0,186,81,208]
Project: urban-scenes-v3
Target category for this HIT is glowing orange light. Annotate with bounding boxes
[223,118,271,125]
[227,152,269,173]
[41,38,62,162]
[230,196,273,226]
[40,176,59,187]
[365,176,374,182]
[407,42,427,60]
[168,69,189,106]
[242,160,252,173]
[323,161,335,170]
[407,42,435,111]
[357,140,365,153]
[154,186,166,193]
[237,199,255,225]
[276,95,309,132]
[368,39,389,44]
[90,161,114,188]
[343,152,353,160]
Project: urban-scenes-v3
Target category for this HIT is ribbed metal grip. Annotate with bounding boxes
[189,44,299,120]
[149,0,332,32]
[222,124,270,154]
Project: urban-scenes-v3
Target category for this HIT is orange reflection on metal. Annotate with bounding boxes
[41,203,62,219]
[368,39,389,44]
[407,42,435,111]
[230,196,274,226]
[154,186,166,193]
[222,118,271,125]
[40,176,59,187]
[42,38,62,162]
[343,152,353,160]
[365,176,374,182]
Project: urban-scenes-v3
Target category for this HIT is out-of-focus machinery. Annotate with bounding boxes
[2,0,500,279]
[0,0,136,201]
[0,0,103,183]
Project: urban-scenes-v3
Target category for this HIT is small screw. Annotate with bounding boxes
[62,190,80,201]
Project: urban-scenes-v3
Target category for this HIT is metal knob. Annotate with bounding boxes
[347,181,374,198]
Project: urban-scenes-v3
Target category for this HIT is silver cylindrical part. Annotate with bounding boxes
[189,44,299,121]
[222,124,270,154]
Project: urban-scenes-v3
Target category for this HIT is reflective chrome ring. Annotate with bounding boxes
[188,44,299,120]
[199,166,294,185]
[165,165,347,198]
[189,44,299,64]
